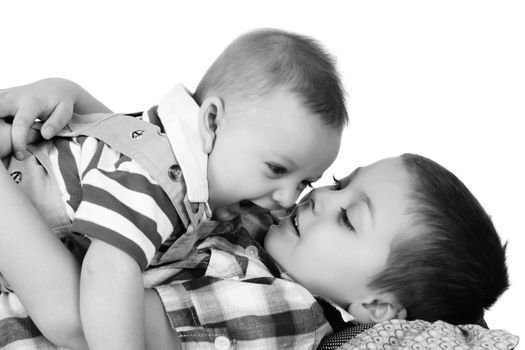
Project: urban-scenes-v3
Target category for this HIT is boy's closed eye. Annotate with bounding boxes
[339,207,355,232]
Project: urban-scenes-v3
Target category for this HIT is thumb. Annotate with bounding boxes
[41,102,73,139]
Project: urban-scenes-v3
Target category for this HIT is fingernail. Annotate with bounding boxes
[15,152,25,160]
[42,126,53,138]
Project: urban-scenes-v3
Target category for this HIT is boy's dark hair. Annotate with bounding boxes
[369,153,509,324]
[194,28,348,129]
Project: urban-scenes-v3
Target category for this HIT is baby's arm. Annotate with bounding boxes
[80,239,146,350]
[0,163,88,349]
[0,78,112,159]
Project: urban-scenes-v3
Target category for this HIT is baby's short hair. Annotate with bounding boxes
[369,153,509,325]
[194,28,348,129]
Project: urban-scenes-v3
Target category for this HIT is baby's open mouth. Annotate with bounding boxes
[239,200,271,214]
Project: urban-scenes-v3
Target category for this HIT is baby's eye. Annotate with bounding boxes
[266,163,287,175]
[332,176,342,190]
[339,207,355,231]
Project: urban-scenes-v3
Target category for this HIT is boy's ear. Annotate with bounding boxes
[198,96,224,154]
[347,294,407,323]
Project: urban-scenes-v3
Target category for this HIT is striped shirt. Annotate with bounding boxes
[50,135,179,270]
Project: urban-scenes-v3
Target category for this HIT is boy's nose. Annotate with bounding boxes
[308,188,330,215]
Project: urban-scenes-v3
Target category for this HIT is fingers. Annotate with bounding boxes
[0,90,17,119]
[0,90,45,160]
[40,102,73,139]
[27,126,44,144]
[0,119,13,158]
[11,104,44,160]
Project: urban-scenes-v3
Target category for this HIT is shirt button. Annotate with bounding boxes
[168,164,183,181]
[245,245,259,258]
[214,335,231,350]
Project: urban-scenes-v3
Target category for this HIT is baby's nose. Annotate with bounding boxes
[273,187,300,209]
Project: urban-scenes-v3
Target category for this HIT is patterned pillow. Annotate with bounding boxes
[330,319,519,350]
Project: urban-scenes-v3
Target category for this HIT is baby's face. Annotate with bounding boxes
[207,88,341,221]
[264,156,414,306]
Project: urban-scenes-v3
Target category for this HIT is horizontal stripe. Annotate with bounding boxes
[81,184,162,249]
[93,169,178,234]
[81,170,174,242]
[73,202,153,268]
[51,135,179,238]
[73,219,147,270]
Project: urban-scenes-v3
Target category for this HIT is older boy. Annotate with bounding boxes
[0,154,509,349]
[0,29,347,350]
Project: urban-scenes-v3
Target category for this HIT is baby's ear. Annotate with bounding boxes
[198,96,224,154]
[347,294,407,323]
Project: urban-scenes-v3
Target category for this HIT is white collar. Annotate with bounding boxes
[155,83,209,203]
[326,299,356,323]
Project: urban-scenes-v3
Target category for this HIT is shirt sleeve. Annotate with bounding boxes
[72,142,180,270]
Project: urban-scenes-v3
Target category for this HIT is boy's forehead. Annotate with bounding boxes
[353,158,414,225]
[360,157,408,182]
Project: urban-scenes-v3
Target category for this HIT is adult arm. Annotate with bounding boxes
[0,78,112,158]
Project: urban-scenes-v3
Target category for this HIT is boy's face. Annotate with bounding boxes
[264,156,414,306]
[206,89,341,221]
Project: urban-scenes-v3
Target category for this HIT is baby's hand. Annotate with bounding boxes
[0,119,43,159]
[0,78,76,160]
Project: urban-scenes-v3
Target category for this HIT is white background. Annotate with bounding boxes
[2,0,523,338]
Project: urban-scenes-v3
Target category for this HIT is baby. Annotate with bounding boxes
[0,28,347,350]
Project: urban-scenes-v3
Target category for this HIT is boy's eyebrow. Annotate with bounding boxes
[346,167,374,219]
[349,167,360,181]
[358,191,375,220]
[341,167,360,187]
